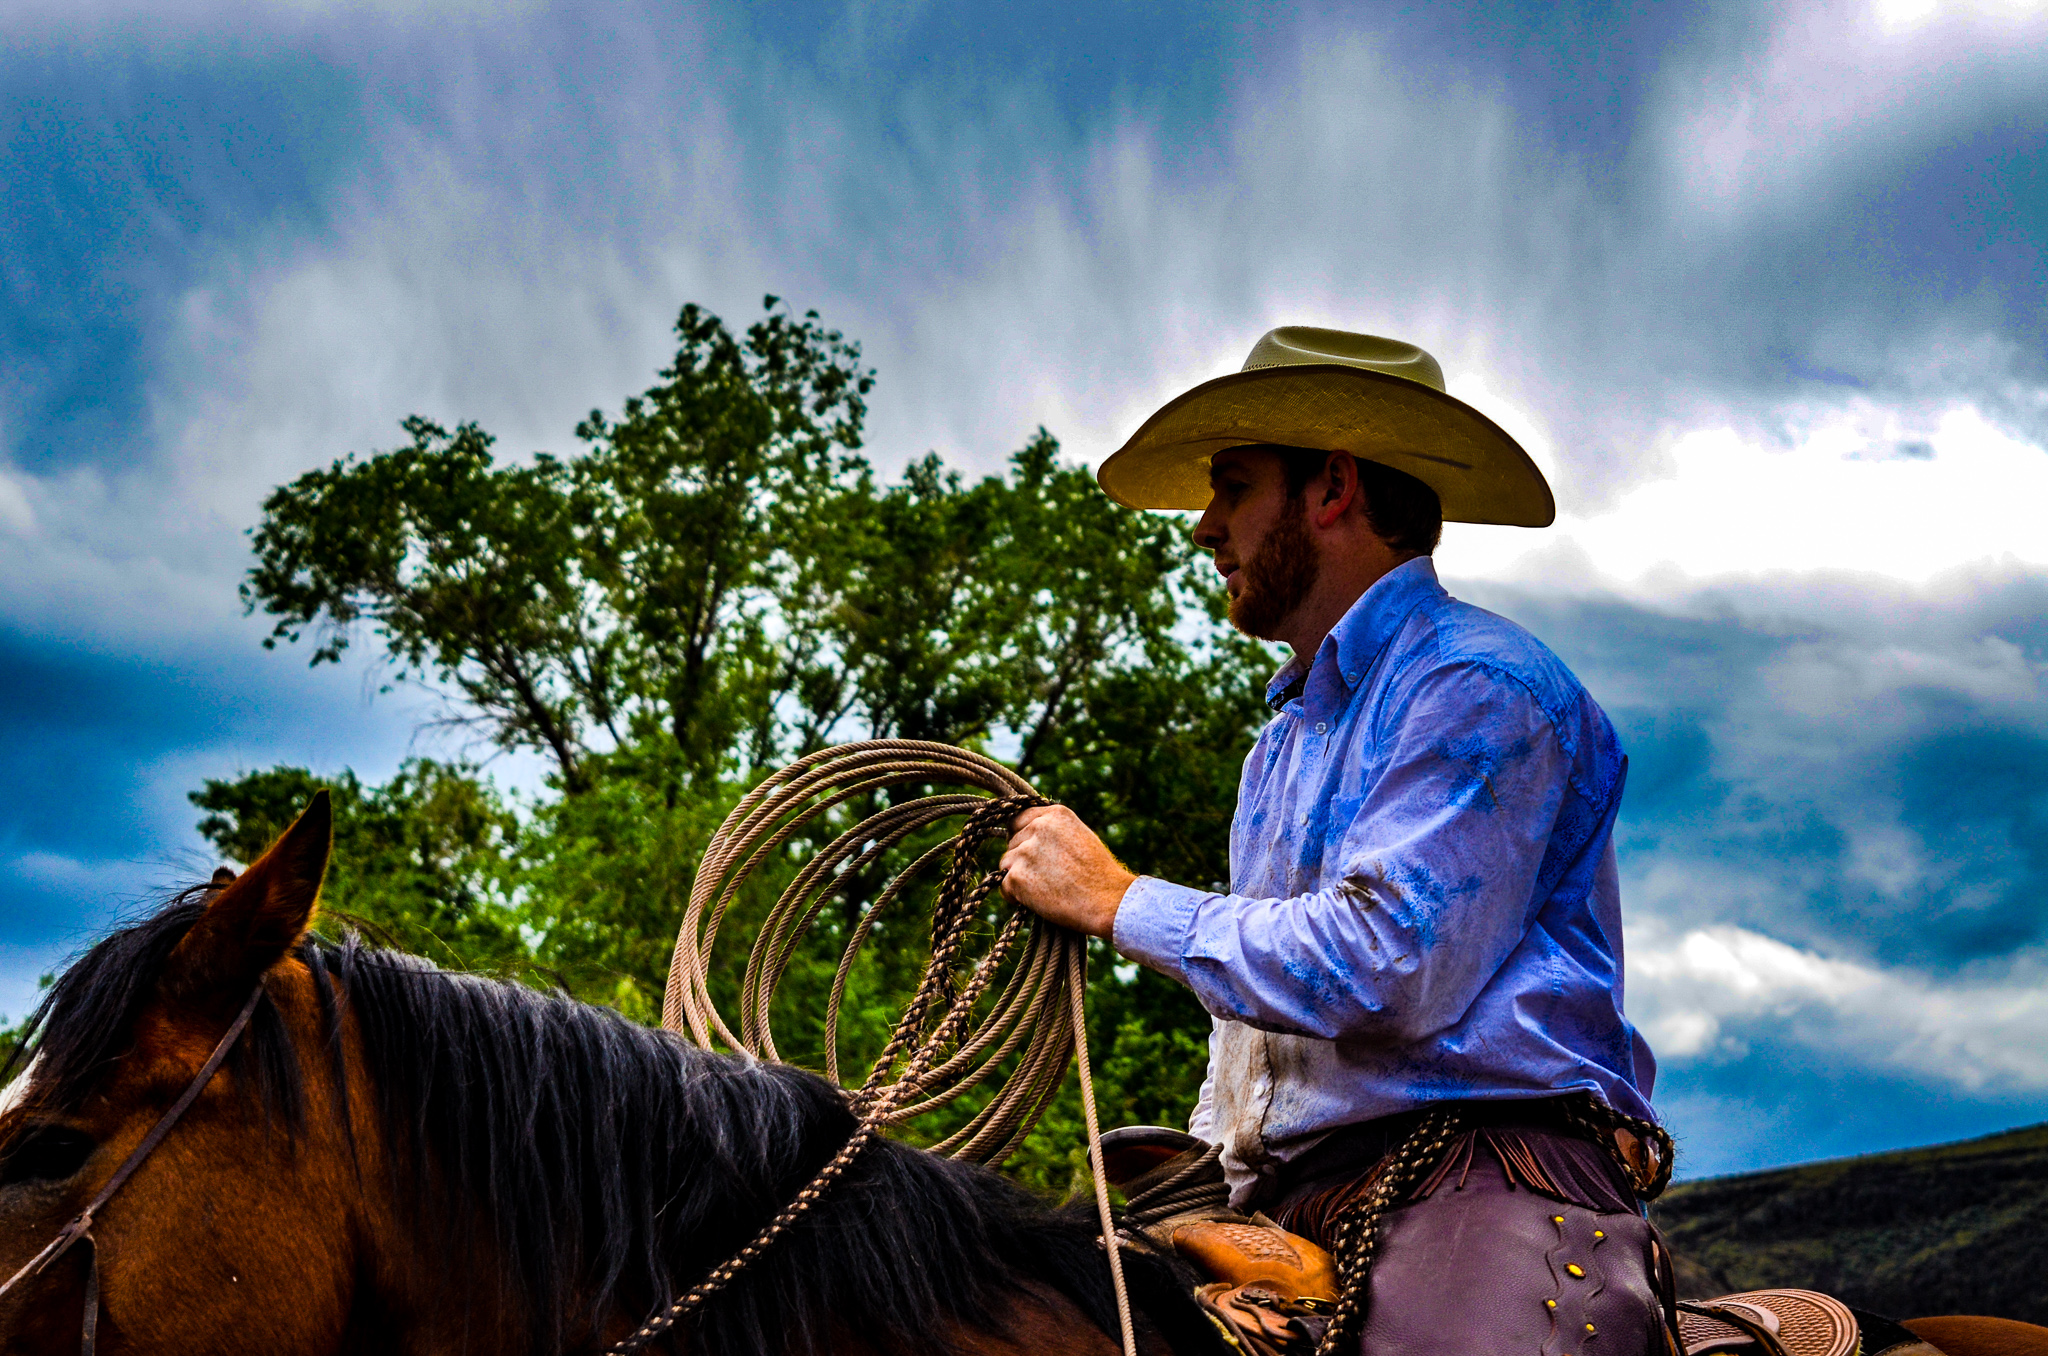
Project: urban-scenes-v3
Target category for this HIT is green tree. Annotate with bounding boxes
[572,300,874,780]
[243,421,608,790]
[216,296,1276,1189]
[244,300,874,793]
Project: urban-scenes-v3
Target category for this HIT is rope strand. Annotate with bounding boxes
[1069,944,1138,1356]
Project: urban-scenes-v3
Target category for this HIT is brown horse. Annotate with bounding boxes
[5,799,2047,1356]
[0,798,1225,1356]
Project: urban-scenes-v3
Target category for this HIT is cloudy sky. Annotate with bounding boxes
[3,0,2044,1178]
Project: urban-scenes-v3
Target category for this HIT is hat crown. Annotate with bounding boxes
[1240,327,1445,393]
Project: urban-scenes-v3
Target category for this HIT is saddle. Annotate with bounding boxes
[1676,1291,1947,1356]
[1103,1127,1338,1356]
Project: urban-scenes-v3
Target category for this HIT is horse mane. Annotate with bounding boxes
[5,895,1223,1356]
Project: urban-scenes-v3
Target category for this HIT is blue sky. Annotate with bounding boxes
[2,0,2044,1178]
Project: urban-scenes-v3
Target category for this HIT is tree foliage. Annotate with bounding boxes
[244,419,605,788]
[209,296,1272,1190]
[245,302,874,790]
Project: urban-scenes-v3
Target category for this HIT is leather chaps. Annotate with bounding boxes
[1269,1109,1669,1356]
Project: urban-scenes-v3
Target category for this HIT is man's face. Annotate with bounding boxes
[1193,447,1320,641]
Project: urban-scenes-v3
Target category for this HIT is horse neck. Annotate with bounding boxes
[299,974,530,1356]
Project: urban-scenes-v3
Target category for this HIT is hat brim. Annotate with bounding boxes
[1096,365,1555,527]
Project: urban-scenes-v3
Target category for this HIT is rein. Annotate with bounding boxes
[0,983,265,1356]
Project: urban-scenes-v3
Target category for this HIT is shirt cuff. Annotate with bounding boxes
[1111,876,1210,979]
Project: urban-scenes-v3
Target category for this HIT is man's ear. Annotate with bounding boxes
[164,791,332,1005]
[1314,452,1361,527]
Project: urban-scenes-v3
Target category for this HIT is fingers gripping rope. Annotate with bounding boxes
[616,741,1138,1356]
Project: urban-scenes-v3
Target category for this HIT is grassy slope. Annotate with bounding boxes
[1651,1122,2048,1322]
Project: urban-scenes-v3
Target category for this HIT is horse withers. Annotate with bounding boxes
[0,796,1225,1356]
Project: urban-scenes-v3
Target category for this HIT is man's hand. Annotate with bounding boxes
[998,805,1137,939]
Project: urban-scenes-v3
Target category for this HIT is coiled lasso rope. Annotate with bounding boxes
[625,740,1136,1356]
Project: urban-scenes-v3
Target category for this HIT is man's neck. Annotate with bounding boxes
[1281,550,1423,663]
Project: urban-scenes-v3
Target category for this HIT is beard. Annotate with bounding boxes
[1228,499,1320,640]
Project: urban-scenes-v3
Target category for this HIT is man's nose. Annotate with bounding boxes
[1192,497,1225,549]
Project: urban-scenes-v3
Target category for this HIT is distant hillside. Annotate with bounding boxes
[1652,1123,2048,1323]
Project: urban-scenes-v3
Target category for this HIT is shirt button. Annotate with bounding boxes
[1315,721,1328,734]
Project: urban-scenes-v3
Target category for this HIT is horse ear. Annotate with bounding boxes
[165,791,332,1004]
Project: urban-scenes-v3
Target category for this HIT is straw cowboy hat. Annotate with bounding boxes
[1096,326,1555,527]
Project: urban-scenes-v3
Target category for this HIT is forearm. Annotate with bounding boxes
[1112,874,1496,1043]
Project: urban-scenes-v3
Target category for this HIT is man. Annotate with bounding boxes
[1000,327,1671,1355]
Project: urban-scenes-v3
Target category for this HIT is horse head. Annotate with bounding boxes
[0,794,464,1354]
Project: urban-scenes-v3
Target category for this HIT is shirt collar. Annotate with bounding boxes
[1263,555,1446,710]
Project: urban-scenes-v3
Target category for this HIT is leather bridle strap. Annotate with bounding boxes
[0,984,266,1355]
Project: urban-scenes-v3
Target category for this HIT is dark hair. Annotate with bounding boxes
[1274,446,1443,555]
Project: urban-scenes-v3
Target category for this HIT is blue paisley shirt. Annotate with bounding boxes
[1112,557,1658,1206]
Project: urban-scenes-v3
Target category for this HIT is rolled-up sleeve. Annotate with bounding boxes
[1112,661,1570,1044]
